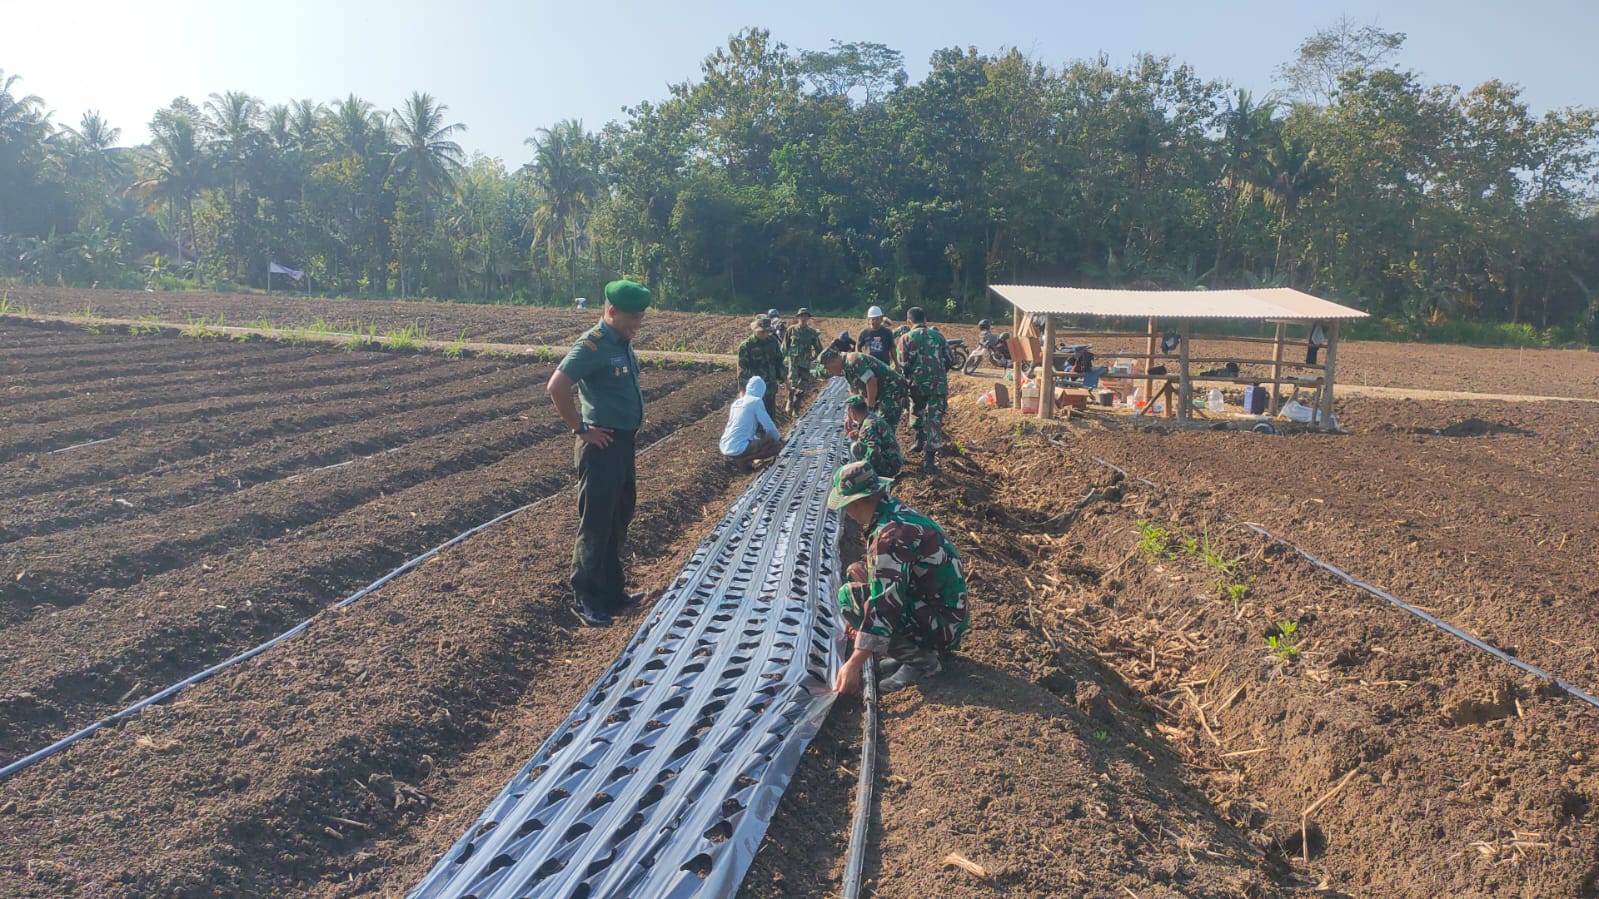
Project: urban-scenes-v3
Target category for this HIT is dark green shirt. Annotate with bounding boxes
[558,319,644,430]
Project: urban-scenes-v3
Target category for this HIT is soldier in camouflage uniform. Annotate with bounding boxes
[890,323,911,370]
[895,307,950,473]
[845,393,902,479]
[737,318,786,419]
[826,460,970,694]
[782,308,824,416]
[816,346,908,429]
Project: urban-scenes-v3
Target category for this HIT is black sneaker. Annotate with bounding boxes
[571,602,614,627]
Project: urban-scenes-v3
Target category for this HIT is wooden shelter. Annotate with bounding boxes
[988,285,1370,431]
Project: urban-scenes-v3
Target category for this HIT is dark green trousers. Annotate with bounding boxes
[571,429,637,612]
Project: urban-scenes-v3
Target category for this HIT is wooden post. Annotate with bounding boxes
[1319,321,1340,431]
[1143,316,1156,405]
[1012,304,1023,391]
[1269,321,1286,414]
[1177,321,1192,420]
[1040,315,1056,420]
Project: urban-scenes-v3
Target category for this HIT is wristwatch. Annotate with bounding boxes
[571,422,589,435]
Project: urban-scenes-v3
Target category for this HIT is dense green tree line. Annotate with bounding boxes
[2,22,1597,340]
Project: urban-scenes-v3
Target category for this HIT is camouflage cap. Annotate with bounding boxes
[817,346,841,365]
[751,317,769,331]
[604,279,651,312]
[796,307,812,317]
[846,393,869,413]
[826,460,893,511]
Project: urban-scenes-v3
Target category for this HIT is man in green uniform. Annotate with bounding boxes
[895,306,951,472]
[782,307,824,416]
[738,318,786,419]
[816,346,908,429]
[827,461,970,694]
[546,279,651,627]
[845,393,902,479]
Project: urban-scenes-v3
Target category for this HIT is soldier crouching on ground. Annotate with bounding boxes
[827,461,970,694]
[845,393,902,479]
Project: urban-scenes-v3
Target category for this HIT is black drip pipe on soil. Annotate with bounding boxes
[841,657,879,899]
[0,429,691,784]
[1083,455,1599,714]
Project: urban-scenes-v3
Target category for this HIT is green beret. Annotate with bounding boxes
[604,279,652,312]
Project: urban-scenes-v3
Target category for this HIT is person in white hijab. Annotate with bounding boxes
[719,376,785,472]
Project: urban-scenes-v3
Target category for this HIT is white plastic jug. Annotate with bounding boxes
[1206,387,1225,413]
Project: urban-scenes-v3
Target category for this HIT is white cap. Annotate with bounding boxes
[867,305,884,319]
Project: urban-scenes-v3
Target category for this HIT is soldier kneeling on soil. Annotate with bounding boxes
[719,376,786,473]
[845,393,902,479]
[828,460,970,695]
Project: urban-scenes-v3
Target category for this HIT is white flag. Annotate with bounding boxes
[268,262,304,281]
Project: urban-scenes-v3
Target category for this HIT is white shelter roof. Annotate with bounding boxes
[989,285,1368,322]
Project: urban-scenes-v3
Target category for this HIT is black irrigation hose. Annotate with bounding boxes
[1083,455,1599,713]
[0,428,690,784]
[841,658,880,899]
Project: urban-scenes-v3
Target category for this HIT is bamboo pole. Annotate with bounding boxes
[1319,321,1340,430]
[1177,321,1192,420]
[1040,315,1056,421]
[1144,317,1156,405]
[1269,322,1286,415]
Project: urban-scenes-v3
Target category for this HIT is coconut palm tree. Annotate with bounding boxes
[389,91,465,199]
[135,112,209,264]
[0,69,47,145]
[526,119,602,302]
[1241,129,1329,280]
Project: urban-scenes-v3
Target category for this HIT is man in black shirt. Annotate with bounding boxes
[856,305,897,367]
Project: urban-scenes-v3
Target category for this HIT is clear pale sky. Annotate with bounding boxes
[3,0,1595,163]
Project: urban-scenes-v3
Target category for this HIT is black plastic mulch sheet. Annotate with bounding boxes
[410,379,851,899]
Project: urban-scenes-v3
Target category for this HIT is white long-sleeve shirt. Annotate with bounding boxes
[719,376,780,455]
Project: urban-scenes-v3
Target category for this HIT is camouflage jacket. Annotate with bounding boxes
[737,334,786,385]
[849,413,903,479]
[896,325,949,396]
[783,324,824,368]
[840,352,908,410]
[858,497,970,648]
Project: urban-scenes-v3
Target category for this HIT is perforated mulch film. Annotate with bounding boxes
[410,379,850,899]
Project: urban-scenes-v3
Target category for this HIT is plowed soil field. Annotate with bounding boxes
[3,298,1597,898]
[12,285,1599,396]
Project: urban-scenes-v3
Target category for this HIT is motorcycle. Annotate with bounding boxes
[942,337,967,372]
[962,329,1018,375]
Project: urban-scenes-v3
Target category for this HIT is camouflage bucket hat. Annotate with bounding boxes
[826,460,893,511]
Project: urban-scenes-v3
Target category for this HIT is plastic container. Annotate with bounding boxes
[1019,381,1040,414]
[1206,387,1225,413]
[1243,384,1268,414]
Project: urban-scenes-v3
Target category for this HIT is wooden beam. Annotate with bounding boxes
[1012,303,1023,391]
[1177,321,1192,420]
[1319,321,1340,430]
[1144,317,1156,406]
[1269,322,1286,415]
[1040,315,1056,420]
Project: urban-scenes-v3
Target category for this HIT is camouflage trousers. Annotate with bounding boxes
[836,577,968,653]
[786,366,816,415]
[908,389,948,450]
[875,389,907,430]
